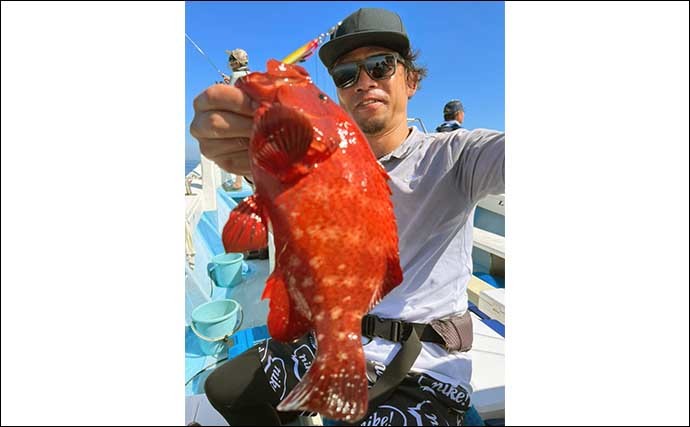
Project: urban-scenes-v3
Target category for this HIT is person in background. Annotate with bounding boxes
[436,99,465,132]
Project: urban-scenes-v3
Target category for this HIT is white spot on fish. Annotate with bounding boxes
[343,277,356,288]
[317,333,325,341]
[338,352,348,361]
[278,63,287,72]
[337,332,346,341]
[343,296,351,303]
[293,228,303,239]
[283,78,289,82]
[302,277,313,288]
[337,126,349,148]
[338,264,346,270]
[309,257,323,269]
[313,295,324,303]
[307,225,321,236]
[322,275,338,287]
[291,289,312,320]
[330,307,343,320]
[315,312,325,322]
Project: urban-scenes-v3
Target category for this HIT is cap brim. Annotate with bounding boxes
[319,31,410,69]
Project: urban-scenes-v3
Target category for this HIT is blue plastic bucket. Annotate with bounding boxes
[207,252,244,288]
[190,299,243,355]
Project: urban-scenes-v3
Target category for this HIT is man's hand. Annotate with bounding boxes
[190,84,256,177]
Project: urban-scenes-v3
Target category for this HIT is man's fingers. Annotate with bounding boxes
[190,111,254,140]
[214,154,252,177]
[193,84,255,116]
[198,137,250,158]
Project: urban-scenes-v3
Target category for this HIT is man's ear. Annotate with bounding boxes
[406,71,418,99]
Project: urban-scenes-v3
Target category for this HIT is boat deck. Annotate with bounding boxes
[184,165,505,424]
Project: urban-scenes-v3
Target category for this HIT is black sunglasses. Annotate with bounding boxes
[329,53,404,89]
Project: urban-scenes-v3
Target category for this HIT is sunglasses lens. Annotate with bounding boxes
[331,54,399,88]
[331,63,359,88]
[366,55,396,79]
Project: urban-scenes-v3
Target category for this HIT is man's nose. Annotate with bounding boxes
[354,67,378,92]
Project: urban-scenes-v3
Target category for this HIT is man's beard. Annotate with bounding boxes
[357,116,386,135]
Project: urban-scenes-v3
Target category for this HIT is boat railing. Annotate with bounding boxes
[407,117,428,133]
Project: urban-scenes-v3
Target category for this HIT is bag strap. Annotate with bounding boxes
[366,321,423,408]
[361,315,446,346]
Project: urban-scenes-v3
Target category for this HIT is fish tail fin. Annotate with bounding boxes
[276,339,368,422]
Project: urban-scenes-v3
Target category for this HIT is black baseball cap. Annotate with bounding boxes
[319,8,410,69]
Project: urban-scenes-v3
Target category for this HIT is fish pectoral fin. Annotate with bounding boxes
[222,194,268,252]
[264,272,311,342]
[253,104,313,178]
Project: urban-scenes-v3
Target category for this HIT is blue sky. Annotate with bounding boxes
[185,1,504,161]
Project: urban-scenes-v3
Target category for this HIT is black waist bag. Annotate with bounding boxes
[361,311,474,408]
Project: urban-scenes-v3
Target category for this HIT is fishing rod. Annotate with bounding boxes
[186,20,341,83]
[281,21,342,65]
[185,33,230,82]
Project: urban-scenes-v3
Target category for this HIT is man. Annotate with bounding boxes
[190,7,504,426]
[436,99,465,132]
[224,48,251,85]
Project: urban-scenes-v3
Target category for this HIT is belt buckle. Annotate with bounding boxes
[362,315,376,337]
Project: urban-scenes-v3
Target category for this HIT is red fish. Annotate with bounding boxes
[221,60,403,421]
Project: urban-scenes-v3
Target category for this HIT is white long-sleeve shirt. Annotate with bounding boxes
[364,126,505,392]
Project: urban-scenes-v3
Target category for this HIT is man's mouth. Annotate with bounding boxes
[356,98,385,109]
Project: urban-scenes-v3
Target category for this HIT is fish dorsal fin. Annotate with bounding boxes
[253,104,313,178]
[221,194,268,252]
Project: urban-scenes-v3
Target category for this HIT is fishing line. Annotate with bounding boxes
[185,33,229,81]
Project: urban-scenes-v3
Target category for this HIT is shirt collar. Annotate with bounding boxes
[378,126,424,163]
